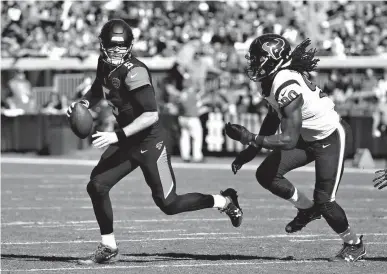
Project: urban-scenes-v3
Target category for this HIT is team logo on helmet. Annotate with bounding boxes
[262,38,285,60]
[111,77,120,89]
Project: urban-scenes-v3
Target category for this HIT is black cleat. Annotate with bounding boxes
[329,235,366,262]
[285,207,321,233]
[219,188,243,227]
[78,243,118,265]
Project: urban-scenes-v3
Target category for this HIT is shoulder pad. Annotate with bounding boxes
[273,70,302,108]
[124,66,151,91]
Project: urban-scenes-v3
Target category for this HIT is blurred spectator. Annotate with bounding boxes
[1,89,25,116]
[178,76,204,163]
[2,1,387,59]
[162,62,188,115]
[74,73,94,100]
[41,92,68,114]
[5,70,36,114]
[372,72,387,137]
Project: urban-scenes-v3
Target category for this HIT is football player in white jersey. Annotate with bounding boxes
[225,34,366,262]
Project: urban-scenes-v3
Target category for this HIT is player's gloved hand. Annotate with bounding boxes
[232,145,261,174]
[231,159,243,175]
[373,169,387,190]
[225,122,256,145]
[92,131,118,148]
[66,100,89,118]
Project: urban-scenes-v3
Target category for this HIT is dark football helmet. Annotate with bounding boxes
[246,33,291,82]
[99,19,134,66]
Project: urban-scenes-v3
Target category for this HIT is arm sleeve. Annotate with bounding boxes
[81,77,103,108]
[132,84,158,112]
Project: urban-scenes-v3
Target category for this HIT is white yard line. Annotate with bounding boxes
[2,260,325,272]
[3,233,387,246]
[1,157,379,174]
[3,216,387,228]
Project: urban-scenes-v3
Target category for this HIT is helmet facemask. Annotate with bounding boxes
[245,52,271,82]
[100,40,133,66]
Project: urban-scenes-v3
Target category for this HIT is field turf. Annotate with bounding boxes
[1,156,387,273]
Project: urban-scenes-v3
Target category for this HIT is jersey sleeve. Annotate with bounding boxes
[124,66,151,91]
[132,85,158,112]
[274,78,303,108]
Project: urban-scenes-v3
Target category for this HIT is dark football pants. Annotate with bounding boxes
[86,137,214,235]
[256,120,353,233]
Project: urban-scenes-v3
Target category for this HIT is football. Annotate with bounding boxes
[68,103,93,139]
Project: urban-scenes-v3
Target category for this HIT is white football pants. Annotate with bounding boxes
[178,116,203,161]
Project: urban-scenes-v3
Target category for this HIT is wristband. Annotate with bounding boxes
[115,128,126,142]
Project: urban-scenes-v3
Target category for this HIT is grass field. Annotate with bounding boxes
[1,156,387,273]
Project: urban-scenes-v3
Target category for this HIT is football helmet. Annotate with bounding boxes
[99,19,134,66]
[246,33,291,82]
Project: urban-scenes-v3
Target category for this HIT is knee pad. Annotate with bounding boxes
[158,202,178,215]
[256,168,294,199]
[255,167,272,189]
[152,196,176,215]
[316,201,349,233]
[87,178,111,197]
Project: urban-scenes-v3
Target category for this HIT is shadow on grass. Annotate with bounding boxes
[123,252,387,263]
[2,253,386,264]
[123,252,319,262]
[0,253,164,264]
[1,254,79,263]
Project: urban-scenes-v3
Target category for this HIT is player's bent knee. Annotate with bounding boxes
[157,202,179,215]
[255,167,272,189]
[315,201,349,233]
[256,168,294,199]
[87,178,111,197]
[153,196,177,215]
[159,203,178,215]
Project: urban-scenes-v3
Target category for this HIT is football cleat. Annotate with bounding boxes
[78,243,118,265]
[285,207,321,233]
[219,188,243,227]
[329,235,366,262]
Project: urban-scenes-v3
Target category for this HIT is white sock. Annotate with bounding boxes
[339,227,360,244]
[212,194,229,209]
[101,233,117,249]
[288,188,314,209]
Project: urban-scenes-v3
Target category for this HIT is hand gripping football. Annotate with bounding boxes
[68,103,93,139]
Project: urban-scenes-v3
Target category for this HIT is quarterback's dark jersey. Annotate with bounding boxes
[95,56,161,143]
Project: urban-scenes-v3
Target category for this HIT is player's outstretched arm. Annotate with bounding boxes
[230,110,280,174]
[226,96,303,150]
[373,169,387,190]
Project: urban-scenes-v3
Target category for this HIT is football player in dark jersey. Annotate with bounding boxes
[225,34,365,262]
[67,19,243,264]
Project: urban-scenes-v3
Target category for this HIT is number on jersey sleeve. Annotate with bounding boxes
[275,80,302,108]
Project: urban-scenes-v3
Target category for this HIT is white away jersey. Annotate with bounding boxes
[264,69,340,141]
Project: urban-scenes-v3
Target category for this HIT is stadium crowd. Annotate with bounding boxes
[1,1,387,138]
[2,1,387,59]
